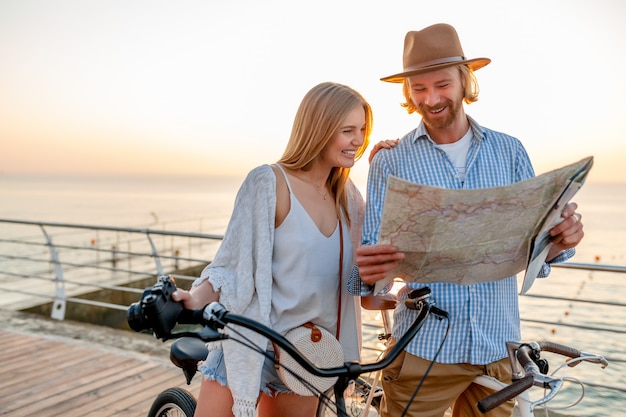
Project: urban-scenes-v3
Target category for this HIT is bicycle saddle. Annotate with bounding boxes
[170,337,209,385]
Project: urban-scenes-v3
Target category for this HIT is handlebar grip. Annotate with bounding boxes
[177,308,206,325]
[516,346,536,369]
[538,341,582,362]
[476,374,533,414]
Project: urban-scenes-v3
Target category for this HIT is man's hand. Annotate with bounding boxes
[356,244,405,285]
[369,138,399,163]
[547,202,584,261]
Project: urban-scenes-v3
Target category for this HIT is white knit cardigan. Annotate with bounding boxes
[192,164,364,417]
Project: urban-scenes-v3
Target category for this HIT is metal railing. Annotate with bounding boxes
[1,218,625,399]
[1,218,625,326]
[0,218,223,319]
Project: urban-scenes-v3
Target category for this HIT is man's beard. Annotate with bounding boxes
[417,96,463,130]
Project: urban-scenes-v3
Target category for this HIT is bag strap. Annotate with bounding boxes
[336,218,343,340]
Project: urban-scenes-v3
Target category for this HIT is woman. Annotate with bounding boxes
[173,81,372,417]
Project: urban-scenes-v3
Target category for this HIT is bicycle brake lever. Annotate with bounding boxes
[572,352,609,369]
[197,325,227,341]
[530,376,563,410]
[431,306,449,319]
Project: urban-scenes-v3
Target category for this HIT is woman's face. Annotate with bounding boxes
[321,105,366,169]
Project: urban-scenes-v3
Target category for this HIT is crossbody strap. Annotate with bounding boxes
[336,218,343,339]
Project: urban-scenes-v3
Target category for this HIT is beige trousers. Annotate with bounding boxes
[380,338,514,417]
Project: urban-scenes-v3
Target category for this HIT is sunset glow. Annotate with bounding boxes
[1,0,625,183]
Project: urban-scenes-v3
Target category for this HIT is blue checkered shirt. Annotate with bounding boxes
[348,116,574,365]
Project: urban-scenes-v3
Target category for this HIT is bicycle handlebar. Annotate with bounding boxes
[476,374,533,413]
[532,341,608,368]
[477,340,608,413]
[176,299,434,379]
[533,341,580,357]
[127,276,446,417]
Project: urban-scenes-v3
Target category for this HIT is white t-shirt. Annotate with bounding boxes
[438,127,473,183]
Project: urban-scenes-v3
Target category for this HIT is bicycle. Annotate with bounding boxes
[127,275,608,417]
[318,291,610,417]
[127,275,439,417]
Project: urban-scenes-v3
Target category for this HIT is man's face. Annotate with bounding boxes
[408,67,465,130]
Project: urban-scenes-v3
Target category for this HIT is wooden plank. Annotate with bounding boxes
[0,341,92,387]
[55,366,200,416]
[38,362,168,417]
[6,355,152,416]
[3,335,46,360]
[99,368,200,416]
[0,349,94,394]
[0,320,201,417]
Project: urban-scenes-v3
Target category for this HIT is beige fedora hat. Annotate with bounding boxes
[381,23,491,83]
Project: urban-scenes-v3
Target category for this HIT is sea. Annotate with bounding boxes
[1,173,624,416]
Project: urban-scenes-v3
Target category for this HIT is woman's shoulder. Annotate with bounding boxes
[243,164,277,184]
[247,163,273,176]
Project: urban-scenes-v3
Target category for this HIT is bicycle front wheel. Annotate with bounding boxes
[148,387,196,417]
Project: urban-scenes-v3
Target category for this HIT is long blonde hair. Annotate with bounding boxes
[278,82,372,225]
[400,65,480,114]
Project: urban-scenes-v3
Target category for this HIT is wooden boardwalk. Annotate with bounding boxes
[0,310,201,416]
[0,311,458,417]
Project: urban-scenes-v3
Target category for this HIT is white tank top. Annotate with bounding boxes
[271,165,344,337]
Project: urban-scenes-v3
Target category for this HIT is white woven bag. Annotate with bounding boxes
[276,322,344,396]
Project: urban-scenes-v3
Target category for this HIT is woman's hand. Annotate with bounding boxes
[172,279,219,310]
[369,138,399,163]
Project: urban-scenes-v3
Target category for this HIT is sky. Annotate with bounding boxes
[1,0,626,185]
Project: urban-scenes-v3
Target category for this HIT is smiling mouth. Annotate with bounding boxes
[430,106,445,114]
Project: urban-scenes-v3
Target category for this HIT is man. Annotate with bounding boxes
[349,23,584,417]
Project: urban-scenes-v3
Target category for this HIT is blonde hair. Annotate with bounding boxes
[400,65,480,114]
[278,82,373,225]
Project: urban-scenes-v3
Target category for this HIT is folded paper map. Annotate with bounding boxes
[375,156,593,294]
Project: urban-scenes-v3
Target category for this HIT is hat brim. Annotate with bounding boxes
[380,57,491,83]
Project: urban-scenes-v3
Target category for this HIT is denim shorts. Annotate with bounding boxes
[199,346,292,396]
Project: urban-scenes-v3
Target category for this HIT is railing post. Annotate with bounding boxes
[40,225,66,320]
[146,232,164,275]
[111,244,118,268]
